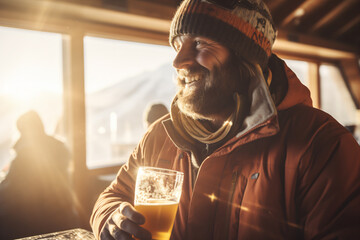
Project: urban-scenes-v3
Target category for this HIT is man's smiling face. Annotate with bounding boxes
[172,35,241,120]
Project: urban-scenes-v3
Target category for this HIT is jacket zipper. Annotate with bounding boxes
[223,170,238,240]
[186,150,211,194]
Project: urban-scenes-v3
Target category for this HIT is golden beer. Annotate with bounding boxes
[135,200,179,240]
[135,167,184,240]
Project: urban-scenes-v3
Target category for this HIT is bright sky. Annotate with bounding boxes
[0,26,63,101]
[84,36,176,93]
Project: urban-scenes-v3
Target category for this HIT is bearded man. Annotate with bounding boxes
[90,0,360,239]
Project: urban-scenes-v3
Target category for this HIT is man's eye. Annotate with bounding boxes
[195,40,208,48]
[195,40,204,46]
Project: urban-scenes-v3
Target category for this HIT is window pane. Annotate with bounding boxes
[283,59,309,87]
[84,37,176,169]
[0,27,64,175]
[320,64,357,126]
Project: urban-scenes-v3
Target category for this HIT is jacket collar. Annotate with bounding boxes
[234,63,277,139]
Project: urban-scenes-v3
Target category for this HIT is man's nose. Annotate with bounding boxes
[173,44,196,70]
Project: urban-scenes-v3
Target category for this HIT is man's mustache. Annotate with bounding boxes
[177,66,209,82]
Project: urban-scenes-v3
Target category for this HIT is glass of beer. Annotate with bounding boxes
[134,166,184,240]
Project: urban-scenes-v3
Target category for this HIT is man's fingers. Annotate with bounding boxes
[103,202,151,240]
[117,217,152,240]
[103,217,134,240]
[99,227,114,240]
[108,220,133,240]
[119,202,145,225]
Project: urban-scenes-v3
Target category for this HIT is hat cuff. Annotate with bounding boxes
[170,12,269,69]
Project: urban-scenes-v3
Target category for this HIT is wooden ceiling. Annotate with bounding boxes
[262,0,360,52]
[1,0,358,54]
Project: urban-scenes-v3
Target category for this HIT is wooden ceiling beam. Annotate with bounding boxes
[309,0,358,33]
[274,29,356,61]
[0,0,171,33]
[262,0,284,11]
[280,0,327,28]
[333,15,360,39]
[271,0,305,24]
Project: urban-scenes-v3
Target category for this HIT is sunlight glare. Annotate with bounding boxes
[206,193,218,203]
[0,26,63,104]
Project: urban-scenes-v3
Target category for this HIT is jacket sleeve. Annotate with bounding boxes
[90,143,143,240]
[89,119,170,240]
[297,127,360,239]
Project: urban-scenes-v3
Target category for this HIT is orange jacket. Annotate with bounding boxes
[90,58,360,239]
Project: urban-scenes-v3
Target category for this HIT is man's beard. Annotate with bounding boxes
[175,57,242,121]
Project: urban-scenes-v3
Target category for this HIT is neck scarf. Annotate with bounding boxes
[171,93,247,145]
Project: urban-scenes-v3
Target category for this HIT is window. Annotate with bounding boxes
[0,27,64,176]
[320,64,357,126]
[283,57,358,130]
[84,36,176,169]
[283,59,309,87]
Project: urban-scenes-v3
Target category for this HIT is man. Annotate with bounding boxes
[90,0,360,239]
[143,103,169,129]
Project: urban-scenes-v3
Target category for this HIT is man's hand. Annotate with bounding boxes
[100,202,152,240]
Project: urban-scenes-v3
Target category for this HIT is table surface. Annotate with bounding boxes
[17,228,96,240]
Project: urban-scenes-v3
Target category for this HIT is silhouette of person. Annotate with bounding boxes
[143,103,169,129]
[0,110,78,239]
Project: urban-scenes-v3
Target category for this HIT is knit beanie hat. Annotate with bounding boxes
[169,0,277,70]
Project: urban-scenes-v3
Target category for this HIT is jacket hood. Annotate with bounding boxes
[235,54,313,137]
[234,61,278,139]
[275,57,313,110]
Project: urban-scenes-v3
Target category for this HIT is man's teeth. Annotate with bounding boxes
[185,76,200,83]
